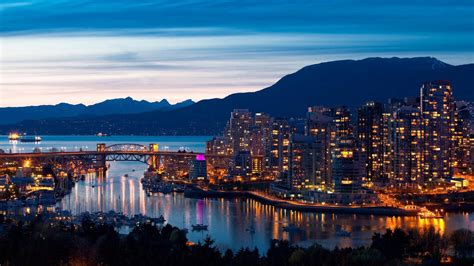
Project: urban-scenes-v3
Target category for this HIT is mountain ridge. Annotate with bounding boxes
[0,97,195,125]
[2,57,473,135]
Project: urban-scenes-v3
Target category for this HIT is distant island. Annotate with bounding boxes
[1,57,473,135]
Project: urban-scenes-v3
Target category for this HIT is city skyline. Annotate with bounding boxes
[0,1,473,264]
[1,0,474,107]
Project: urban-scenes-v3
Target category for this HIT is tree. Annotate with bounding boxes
[288,249,305,266]
[451,228,474,259]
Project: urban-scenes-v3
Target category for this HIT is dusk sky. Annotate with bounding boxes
[1,0,473,107]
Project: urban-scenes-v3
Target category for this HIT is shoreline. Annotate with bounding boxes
[184,189,420,216]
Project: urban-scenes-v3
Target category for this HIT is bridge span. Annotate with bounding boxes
[0,143,230,176]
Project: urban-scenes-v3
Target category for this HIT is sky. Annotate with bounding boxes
[0,0,473,107]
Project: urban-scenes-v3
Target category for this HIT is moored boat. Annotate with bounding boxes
[154,215,166,224]
[191,224,208,231]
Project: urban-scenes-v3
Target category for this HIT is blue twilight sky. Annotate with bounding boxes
[0,0,473,107]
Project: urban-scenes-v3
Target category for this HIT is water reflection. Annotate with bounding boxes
[56,160,474,252]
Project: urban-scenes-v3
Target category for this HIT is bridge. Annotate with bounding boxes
[0,143,230,176]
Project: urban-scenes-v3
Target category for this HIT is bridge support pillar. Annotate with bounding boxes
[149,155,160,171]
[96,154,107,177]
[96,143,107,177]
[149,143,160,171]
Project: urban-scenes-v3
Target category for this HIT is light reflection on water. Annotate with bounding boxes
[56,160,474,252]
[1,136,474,251]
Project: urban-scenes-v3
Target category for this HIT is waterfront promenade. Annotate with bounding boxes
[184,188,419,216]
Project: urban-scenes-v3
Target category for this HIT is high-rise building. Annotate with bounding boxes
[333,106,353,139]
[269,118,291,177]
[251,113,271,155]
[205,136,232,182]
[420,81,455,180]
[231,150,252,181]
[453,101,472,175]
[389,106,423,183]
[332,136,365,193]
[206,136,231,156]
[305,106,334,190]
[250,113,272,175]
[357,101,384,182]
[381,111,393,180]
[226,109,253,155]
[288,134,325,190]
[189,155,208,181]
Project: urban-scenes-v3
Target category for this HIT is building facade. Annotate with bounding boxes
[420,81,455,180]
[357,101,384,182]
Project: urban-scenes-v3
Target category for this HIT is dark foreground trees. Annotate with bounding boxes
[0,215,472,266]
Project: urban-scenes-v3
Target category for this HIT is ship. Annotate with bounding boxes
[418,207,444,219]
[20,136,42,143]
[8,133,20,141]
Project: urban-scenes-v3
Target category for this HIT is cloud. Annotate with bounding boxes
[0,0,473,107]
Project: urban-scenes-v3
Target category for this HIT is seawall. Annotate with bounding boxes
[184,189,419,216]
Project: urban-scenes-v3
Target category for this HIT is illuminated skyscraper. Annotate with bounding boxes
[420,81,455,180]
[381,111,393,180]
[269,118,291,178]
[288,134,325,190]
[389,106,423,183]
[206,136,231,156]
[250,113,272,176]
[332,136,365,193]
[227,109,253,155]
[231,150,252,181]
[305,106,334,190]
[333,106,353,139]
[189,155,208,181]
[357,101,384,182]
[452,101,472,175]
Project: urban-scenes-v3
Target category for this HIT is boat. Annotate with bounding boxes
[418,207,444,219]
[336,229,352,237]
[96,132,109,137]
[132,169,136,172]
[191,224,208,231]
[246,226,256,234]
[154,215,166,224]
[283,224,301,232]
[20,136,42,143]
[8,133,20,141]
[124,174,129,177]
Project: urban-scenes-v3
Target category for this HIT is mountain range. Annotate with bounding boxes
[0,98,194,125]
[1,57,473,135]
